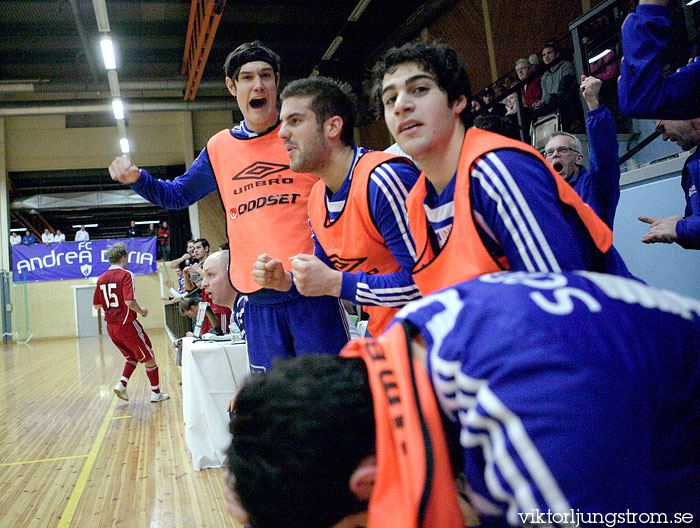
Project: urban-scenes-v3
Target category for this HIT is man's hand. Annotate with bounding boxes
[639,215,682,243]
[289,254,342,297]
[253,254,292,291]
[141,307,149,317]
[580,75,601,111]
[109,154,141,184]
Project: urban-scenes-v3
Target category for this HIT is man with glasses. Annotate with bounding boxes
[638,118,700,249]
[544,75,621,228]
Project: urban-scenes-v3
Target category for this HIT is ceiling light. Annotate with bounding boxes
[100,37,116,69]
[92,0,110,31]
[120,138,130,153]
[117,119,127,137]
[134,220,160,225]
[72,224,98,228]
[348,0,371,21]
[322,36,343,61]
[107,70,120,97]
[688,0,700,5]
[112,98,124,120]
[588,49,612,63]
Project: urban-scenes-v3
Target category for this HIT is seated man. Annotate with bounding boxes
[372,40,632,297]
[544,75,621,228]
[514,58,541,108]
[202,250,245,336]
[535,44,583,131]
[639,118,700,248]
[225,271,700,528]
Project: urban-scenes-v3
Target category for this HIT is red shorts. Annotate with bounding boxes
[107,320,154,363]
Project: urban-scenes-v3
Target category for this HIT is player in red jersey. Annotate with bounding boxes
[93,243,170,403]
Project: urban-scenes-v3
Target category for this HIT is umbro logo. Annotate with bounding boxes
[327,255,378,274]
[232,162,289,180]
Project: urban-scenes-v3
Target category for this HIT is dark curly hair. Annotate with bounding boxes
[281,76,358,146]
[371,40,472,127]
[227,355,375,528]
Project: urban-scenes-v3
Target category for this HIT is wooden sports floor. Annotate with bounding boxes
[0,330,242,528]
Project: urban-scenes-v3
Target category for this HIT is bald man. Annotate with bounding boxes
[202,250,238,308]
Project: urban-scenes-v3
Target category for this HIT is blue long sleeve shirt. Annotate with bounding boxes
[677,151,700,249]
[313,147,421,307]
[568,105,620,228]
[423,148,632,278]
[619,4,700,119]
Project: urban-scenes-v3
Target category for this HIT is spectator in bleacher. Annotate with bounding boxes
[619,0,700,119]
[53,229,66,243]
[144,223,158,237]
[536,43,583,132]
[74,224,89,242]
[22,230,35,245]
[528,53,540,67]
[481,87,505,117]
[42,228,52,245]
[544,76,621,228]
[638,118,700,249]
[9,231,21,246]
[127,220,139,238]
[515,58,542,108]
[169,239,196,270]
[157,221,170,260]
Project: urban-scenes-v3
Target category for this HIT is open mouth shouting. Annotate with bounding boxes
[249,97,267,109]
[552,161,563,173]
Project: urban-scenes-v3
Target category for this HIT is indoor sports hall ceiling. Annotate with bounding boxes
[0,0,454,239]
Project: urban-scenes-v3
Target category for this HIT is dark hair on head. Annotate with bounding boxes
[194,238,210,251]
[219,241,229,251]
[224,41,280,82]
[473,114,521,141]
[177,295,201,316]
[371,40,472,127]
[280,77,357,146]
[227,355,375,528]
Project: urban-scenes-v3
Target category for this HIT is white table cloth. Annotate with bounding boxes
[182,336,250,470]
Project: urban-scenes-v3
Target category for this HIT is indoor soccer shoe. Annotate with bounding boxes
[114,382,129,401]
[151,391,170,402]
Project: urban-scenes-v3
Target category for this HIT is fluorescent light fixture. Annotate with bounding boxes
[72,224,98,228]
[120,138,130,153]
[134,220,160,225]
[10,228,26,232]
[117,119,127,137]
[688,0,700,5]
[322,36,343,61]
[92,0,110,31]
[100,37,116,69]
[588,49,612,63]
[348,0,371,21]
[112,98,124,120]
[0,83,34,92]
[107,70,120,97]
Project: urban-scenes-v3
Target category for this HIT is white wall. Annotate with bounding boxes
[614,153,700,299]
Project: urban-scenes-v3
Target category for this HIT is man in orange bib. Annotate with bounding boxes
[253,77,422,337]
[371,41,633,296]
[224,272,700,528]
[108,42,349,371]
